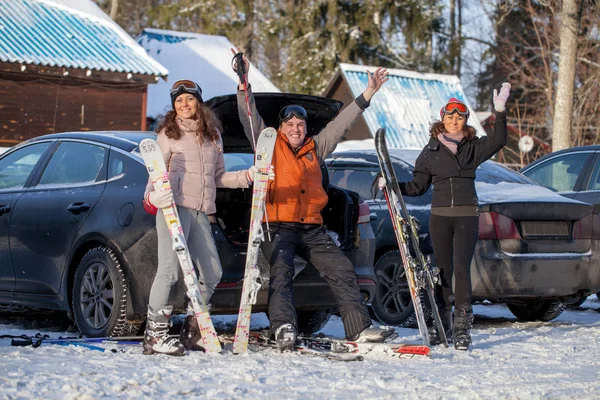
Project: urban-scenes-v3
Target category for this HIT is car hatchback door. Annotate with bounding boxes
[0,142,52,292]
[10,141,108,294]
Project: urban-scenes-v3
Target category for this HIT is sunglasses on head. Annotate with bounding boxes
[170,80,202,96]
[442,102,469,117]
[279,105,308,123]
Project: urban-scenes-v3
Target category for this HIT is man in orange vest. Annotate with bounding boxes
[233,50,395,351]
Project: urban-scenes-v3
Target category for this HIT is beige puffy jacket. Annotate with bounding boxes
[144,122,249,214]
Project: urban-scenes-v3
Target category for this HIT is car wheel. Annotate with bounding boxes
[296,309,333,335]
[371,250,414,326]
[567,295,588,308]
[72,246,141,337]
[507,299,566,322]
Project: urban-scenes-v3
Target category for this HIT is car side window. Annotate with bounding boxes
[585,155,600,191]
[330,168,381,200]
[108,150,127,181]
[38,142,106,186]
[523,153,590,192]
[0,142,51,190]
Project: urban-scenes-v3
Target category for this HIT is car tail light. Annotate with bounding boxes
[357,201,370,224]
[479,212,521,240]
[573,214,593,239]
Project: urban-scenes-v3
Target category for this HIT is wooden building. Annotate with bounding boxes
[0,0,167,147]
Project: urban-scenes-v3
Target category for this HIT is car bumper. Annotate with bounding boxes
[471,240,600,299]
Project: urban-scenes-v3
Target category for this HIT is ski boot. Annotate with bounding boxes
[274,323,297,352]
[143,305,185,356]
[351,325,397,343]
[453,304,474,351]
[180,315,205,351]
[429,306,453,346]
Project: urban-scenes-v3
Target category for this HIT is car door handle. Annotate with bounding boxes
[67,202,91,214]
[0,205,11,215]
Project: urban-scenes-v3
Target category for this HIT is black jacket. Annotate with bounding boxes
[400,112,507,208]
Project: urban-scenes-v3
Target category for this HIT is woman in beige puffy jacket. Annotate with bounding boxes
[142,80,260,356]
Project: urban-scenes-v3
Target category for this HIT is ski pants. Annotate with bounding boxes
[429,214,479,309]
[260,222,372,339]
[148,207,223,311]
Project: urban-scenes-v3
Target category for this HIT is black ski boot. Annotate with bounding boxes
[453,305,474,351]
[274,323,297,352]
[180,315,205,351]
[429,306,453,346]
[143,305,185,356]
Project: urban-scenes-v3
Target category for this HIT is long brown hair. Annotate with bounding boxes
[429,120,477,140]
[156,103,222,142]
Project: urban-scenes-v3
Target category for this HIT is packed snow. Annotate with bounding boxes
[1,299,599,399]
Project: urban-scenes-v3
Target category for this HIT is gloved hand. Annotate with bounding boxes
[147,189,173,209]
[247,165,275,183]
[493,82,511,112]
[378,177,386,191]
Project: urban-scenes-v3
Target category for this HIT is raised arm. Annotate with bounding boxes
[314,67,389,162]
[474,83,510,165]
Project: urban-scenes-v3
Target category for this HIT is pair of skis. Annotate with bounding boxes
[375,128,449,348]
[139,128,277,354]
[9,332,430,360]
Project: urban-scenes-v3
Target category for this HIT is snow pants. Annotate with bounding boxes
[148,207,223,311]
[429,214,479,309]
[260,222,371,339]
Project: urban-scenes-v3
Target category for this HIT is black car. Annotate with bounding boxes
[0,93,376,337]
[326,148,600,325]
[520,145,600,207]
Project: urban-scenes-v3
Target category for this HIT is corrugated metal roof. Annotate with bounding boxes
[137,28,280,117]
[0,0,167,77]
[337,63,486,149]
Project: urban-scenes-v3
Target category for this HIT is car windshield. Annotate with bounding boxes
[476,161,534,184]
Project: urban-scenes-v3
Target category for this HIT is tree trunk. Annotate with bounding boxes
[110,0,119,21]
[450,0,455,72]
[456,0,462,77]
[552,0,578,151]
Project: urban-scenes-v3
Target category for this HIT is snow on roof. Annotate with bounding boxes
[331,63,486,149]
[0,0,167,77]
[137,28,280,118]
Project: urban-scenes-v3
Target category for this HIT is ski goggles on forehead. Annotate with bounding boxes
[441,102,469,117]
[170,80,202,96]
[279,105,308,123]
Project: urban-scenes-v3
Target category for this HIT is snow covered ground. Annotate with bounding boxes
[1,299,599,399]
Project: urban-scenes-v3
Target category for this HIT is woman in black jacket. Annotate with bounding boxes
[396,83,511,350]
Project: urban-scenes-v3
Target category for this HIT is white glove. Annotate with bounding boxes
[493,82,511,112]
[148,189,173,209]
[378,177,386,191]
[247,165,275,183]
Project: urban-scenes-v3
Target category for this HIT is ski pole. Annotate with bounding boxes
[232,52,257,147]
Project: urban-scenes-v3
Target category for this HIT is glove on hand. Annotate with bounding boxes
[493,82,511,112]
[247,165,275,183]
[148,189,173,209]
[378,177,387,191]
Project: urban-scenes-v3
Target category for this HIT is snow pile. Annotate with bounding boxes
[1,301,599,399]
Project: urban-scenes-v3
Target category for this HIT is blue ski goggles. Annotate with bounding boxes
[279,105,307,124]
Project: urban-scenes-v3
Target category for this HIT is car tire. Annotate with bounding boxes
[72,246,141,337]
[296,309,333,335]
[507,299,566,322]
[371,250,415,326]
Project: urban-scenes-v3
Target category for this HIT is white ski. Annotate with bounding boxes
[233,127,277,354]
[139,138,222,353]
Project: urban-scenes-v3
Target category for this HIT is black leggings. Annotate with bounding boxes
[429,214,479,308]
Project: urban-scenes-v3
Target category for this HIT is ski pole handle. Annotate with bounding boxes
[232,52,247,85]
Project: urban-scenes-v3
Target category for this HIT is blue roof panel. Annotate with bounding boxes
[339,64,486,149]
[0,0,167,76]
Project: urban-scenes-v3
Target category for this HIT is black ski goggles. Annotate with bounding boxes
[279,105,307,124]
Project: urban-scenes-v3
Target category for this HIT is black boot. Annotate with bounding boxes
[180,315,205,351]
[143,306,185,356]
[453,305,474,351]
[429,307,453,346]
[274,323,297,352]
